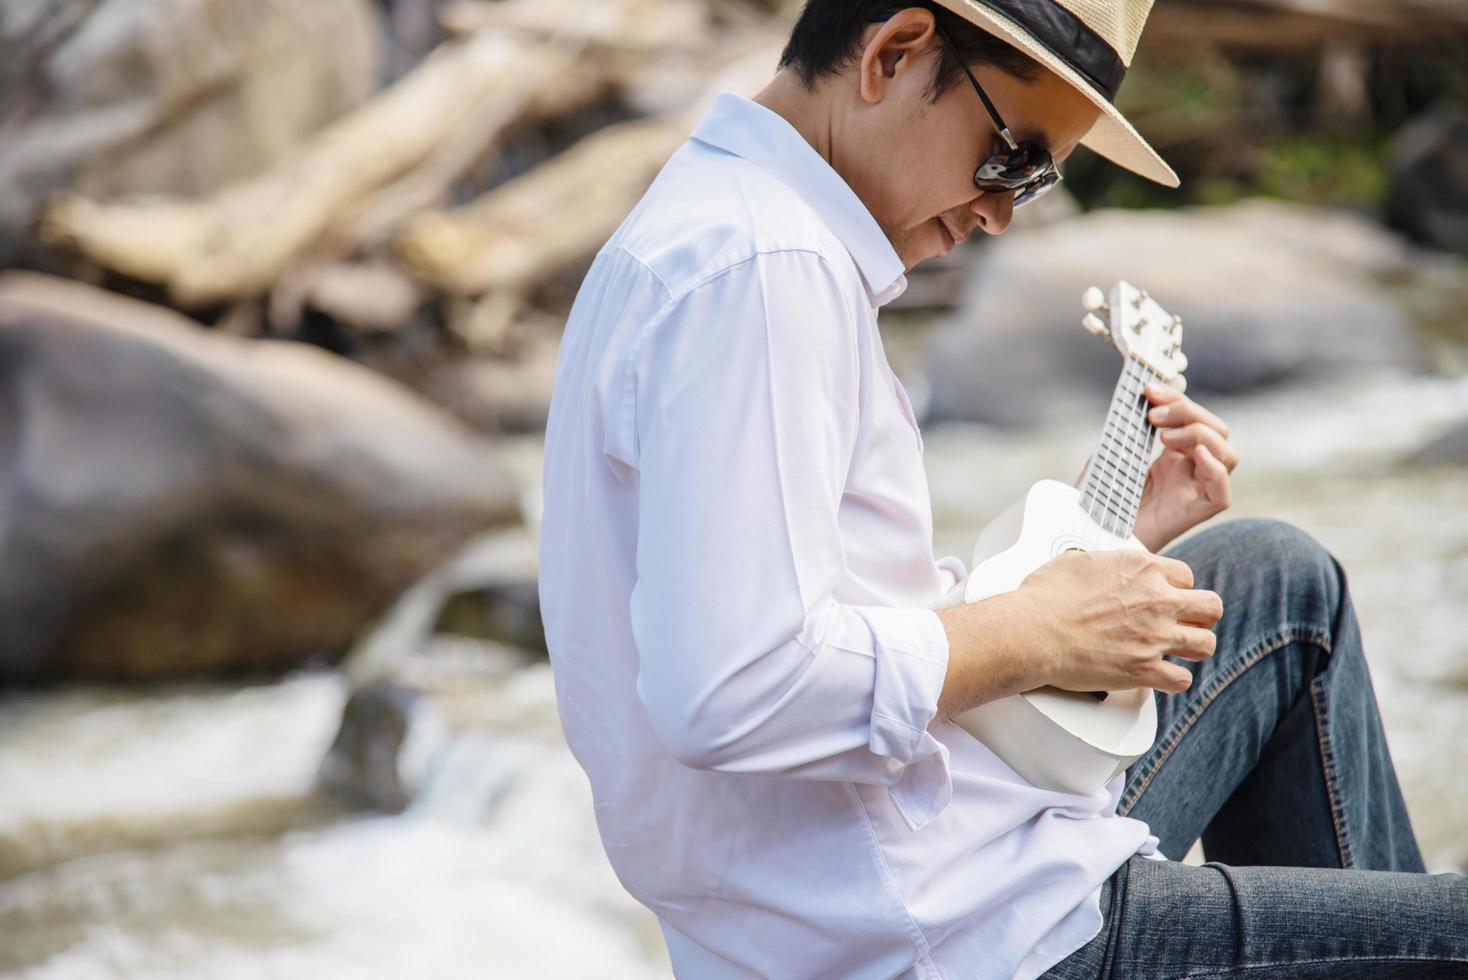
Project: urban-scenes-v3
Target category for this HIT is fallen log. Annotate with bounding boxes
[38,29,575,308]
[398,115,690,298]
[439,0,710,53]
[395,37,783,343]
[1147,0,1468,50]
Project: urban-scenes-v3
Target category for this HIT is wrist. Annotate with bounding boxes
[940,588,1056,714]
[1134,515,1171,553]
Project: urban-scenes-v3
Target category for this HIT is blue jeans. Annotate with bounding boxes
[1041,519,1468,979]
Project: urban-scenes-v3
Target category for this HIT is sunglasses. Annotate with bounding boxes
[929,18,1062,207]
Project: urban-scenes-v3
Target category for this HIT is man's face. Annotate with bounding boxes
[842,14,1103,270]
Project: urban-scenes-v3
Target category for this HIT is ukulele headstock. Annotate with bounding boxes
[1080,280,1187,391]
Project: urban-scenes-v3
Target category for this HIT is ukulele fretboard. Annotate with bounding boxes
[1079,357,1165,539]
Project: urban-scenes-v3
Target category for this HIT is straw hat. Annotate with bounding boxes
[931,0,1179,188]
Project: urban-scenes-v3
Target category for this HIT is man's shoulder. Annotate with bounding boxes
[607,138,860,301]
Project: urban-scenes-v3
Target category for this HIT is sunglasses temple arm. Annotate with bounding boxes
[961,65,1016,148]
[934,18,1020,150]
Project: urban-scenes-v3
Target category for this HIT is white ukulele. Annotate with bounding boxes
[935,280,1188,797]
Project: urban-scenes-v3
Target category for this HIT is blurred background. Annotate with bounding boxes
[1,0,1466,976]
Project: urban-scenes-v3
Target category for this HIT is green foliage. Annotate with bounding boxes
[1196,133,1393,209]
[1060,39,1465,216]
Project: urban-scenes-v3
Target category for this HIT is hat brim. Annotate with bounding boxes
[931,0,1180,189]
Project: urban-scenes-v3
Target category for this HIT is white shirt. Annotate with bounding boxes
[539,91,1164,980]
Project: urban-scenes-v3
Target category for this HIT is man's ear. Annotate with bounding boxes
[857,8,939,106]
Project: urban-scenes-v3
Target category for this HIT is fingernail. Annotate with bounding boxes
[1149,406,1169,422]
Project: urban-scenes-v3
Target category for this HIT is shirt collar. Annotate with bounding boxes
[690,92,909,308]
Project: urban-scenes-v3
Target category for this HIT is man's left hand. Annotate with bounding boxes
[1131,381,1238,553]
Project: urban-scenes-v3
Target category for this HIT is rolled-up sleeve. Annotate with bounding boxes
[623,247,953,831]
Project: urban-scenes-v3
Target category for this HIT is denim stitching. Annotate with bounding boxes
[1118,624,1332,817]
[1309,676,1355,867]
[1175,954,1468,978]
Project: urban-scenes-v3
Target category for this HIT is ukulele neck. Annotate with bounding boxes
[1079,356,1165,540]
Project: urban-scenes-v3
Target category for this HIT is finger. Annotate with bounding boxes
[1143,381,1185,407]
[1178,588,1224,627]
[1153,555,1194,589]
[1159,422,1239,471]
[1146,390,1230,439]
[1194,444,1233,508]
[1153,661,1195,694]
[1169,625,1218,661]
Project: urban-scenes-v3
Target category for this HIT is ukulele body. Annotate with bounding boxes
[940,478,1159,797]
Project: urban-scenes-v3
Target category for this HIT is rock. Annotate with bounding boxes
[922,200,1430,427]
[435,580,546,654]
[318,642,535,816]
[425,325,561,434]
[0,0,381,267]
[341,524,542,687]
[1410,418,1468,466]
[1387,107,1468,256]
[0,273,521,683]
[319,679,442,812]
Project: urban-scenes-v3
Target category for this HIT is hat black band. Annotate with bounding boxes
[969,0,1126,101]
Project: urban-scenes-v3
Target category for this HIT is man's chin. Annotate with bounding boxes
[899,248,940,273]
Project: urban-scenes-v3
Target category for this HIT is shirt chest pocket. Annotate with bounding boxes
[889,369,924,456]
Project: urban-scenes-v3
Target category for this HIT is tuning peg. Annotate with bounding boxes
[1081,286,1108,313]
[1171,374,1187,393]
[1081,313,1109,338]
[1174,352,1189,372]
[1170,314,1183,334]
[1132,289,1150,310]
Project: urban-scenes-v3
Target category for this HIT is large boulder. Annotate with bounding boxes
[1388,107,1468,256]
[1411,417,1468,466]
[0,0,380,266]
[922,200,1431,427]
[0,273,521,683]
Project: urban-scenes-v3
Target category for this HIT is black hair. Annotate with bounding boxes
[778,1,1042,101]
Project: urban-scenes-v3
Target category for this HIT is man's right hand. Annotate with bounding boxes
[1017,549,1222,695]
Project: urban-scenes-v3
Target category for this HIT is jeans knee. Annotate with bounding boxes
[1217,518,1344,622]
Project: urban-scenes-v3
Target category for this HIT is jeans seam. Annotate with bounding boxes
[1309,675,1354,868]
[1118,624,1332,818]
[1174,954,1468,977]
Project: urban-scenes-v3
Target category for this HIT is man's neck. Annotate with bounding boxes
[752,71,840,176]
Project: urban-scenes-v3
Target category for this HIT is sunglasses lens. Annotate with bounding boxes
[974,142,1060,207]
[990,144,1047,182]
[1013,171,1061,207]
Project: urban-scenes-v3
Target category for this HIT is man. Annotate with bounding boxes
[538,1,1468,976]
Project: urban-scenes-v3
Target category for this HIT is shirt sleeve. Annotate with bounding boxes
[624,247,953,831]
[935,555,969,608]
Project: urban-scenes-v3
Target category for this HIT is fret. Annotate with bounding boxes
[1090,450,1143,504]
[1099,422,1149,480]
[1081,356,1165,539]
[1098,428,1139,489]
[1087,451,1135,509]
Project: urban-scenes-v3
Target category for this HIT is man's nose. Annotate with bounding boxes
[970,190,1014,235]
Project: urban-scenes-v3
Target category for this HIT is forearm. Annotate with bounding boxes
[933,590,1052,721]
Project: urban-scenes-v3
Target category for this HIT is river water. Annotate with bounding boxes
[2,367,1465,978]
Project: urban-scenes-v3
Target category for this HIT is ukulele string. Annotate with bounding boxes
[1120,358,1155,517]
[1086,369,1135,536]
[1094,358,1150,533]
[1119,358,1160,524]
[1093,358,1158,536]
